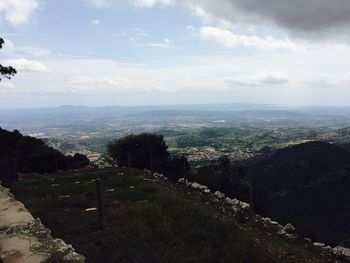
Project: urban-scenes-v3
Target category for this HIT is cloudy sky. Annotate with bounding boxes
[1,0,350,108]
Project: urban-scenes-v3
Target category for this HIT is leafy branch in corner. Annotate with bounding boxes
[0,38,17,81]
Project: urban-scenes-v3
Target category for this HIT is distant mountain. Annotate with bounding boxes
[0,128,90,176]
[247,141,350,246]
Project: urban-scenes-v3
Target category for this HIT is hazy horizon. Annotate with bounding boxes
[2,102,350,111]
[1,1,350,108]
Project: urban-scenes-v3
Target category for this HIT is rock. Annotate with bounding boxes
[277,229,287,236]
[304,237,312,243]
[262,217,271,223]
[190,182,202,190]
[214,191,225,199]
[285,234,297,239]
[85,208,97,212]
[177,178,185,184]
[231,206,240,213]
[198,185,208,191]
[284,223,296,232]
[212,198,220,203]
[240,202,250,210]
[203,189,211,194]
[0,184,86,263]
[225,197,238,205]
[323,245,333,253]
[313,242,326,248]
[333,246,350,262]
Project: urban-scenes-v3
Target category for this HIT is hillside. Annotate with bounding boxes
[4,168,339,263]
[0,128,90,175]
[247,141,350,246]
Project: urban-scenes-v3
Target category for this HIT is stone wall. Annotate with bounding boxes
[153,172,350,263]
[0,184,85,263]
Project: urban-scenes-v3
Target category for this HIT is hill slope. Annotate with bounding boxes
[248,141,350,246]
[0,128,90,175]
[5,168,338,263]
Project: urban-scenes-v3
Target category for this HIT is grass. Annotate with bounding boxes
[6,168,332,263]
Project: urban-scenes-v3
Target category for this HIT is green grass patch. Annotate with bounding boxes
[6,168,313,263]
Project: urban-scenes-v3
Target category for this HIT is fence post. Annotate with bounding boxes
[183,158,187,187]
[95,178,104,230]
[150,149,153,171]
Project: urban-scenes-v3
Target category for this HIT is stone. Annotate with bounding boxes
[304,237,312,243]
[323,246,333,253]
[231,206,239,213]
[0,185,85,263]
[284,223,296,232]
[333,246,350,262]
[214,191,225,199]
[313,242,326,248]
[190,182,202,189]
[240,202,250,210]
[85,208,97,212]
[177,178,185,183]
[277,229,287,236]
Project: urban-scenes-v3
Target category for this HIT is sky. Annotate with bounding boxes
[1,0,350,108]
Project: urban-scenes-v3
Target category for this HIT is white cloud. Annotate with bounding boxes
[3,41,350,106]
[0,0,41,26]
[145,38,176,48]
[90,19,101,25]
[199,26,302,51]
[5,58,48,72]
[133,0,175,8]
[2,38,50,57]
[85,0,109,8]
[66,76,129,94]
[225,74,289,88]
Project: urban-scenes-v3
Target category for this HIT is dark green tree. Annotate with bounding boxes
[0,127,90,174]
[107,133,190,182]
[107,133,170,172]
[0,38,17,81]
[218,156,234,195]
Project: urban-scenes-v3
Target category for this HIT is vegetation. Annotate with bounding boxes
[5,168,331,263]
[189,156,250,202]
[0,128,90,174]
[247,141,350,247]
[107,133,189,182]
[0,38,17,81]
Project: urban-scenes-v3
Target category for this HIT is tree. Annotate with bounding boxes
[0,38,17,81]
[107,133,190,182]
[107,133,170,172]
[0,127,90,174]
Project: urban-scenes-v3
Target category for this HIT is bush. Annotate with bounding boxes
[107,133,189,182]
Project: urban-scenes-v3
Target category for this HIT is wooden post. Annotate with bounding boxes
[55,154,58,173]
[183,157,187,187]
[127,152,131,169]
[127,151,134,176]
[150,149,153,171]
[95,178,104,230]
